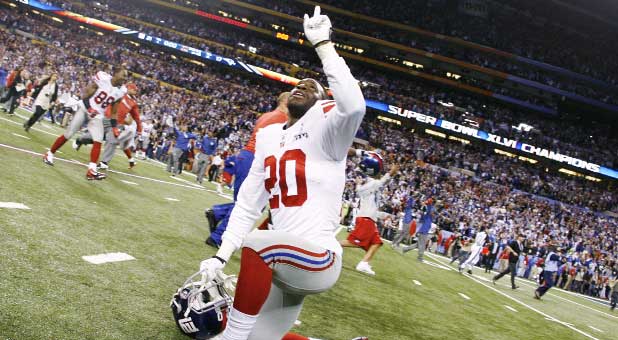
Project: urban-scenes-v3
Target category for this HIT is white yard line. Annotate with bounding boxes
[0,143,233,197]
[11,132,30,139]
[82,252,135,264]
[504,305,518,312]
[165,197,180,202]
[1,116,57,137]
[0,202,30,209]
[458,293,471,300]
[426,253,601,340]
[588,326,604,333]
[413,280,422,286]
[120,180,139,186]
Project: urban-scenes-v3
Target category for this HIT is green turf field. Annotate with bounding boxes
[1,110,617,340]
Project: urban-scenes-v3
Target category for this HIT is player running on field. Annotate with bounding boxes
[340,150,399,276]
[73,83,142,170]
[43,66,127,180]
[198,7,367,339]
[459,226,487,274]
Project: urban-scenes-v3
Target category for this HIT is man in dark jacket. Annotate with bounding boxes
[493,234,524,289]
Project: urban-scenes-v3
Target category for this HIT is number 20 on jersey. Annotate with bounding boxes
[264,149,307,209]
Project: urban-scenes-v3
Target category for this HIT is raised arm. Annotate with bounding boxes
[304,7,366,161]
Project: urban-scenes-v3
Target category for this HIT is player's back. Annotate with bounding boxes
[243,109,287,153]
[255,102,346,255]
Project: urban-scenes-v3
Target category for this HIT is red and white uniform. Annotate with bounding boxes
[223,47,365,258]
[347,174,391,250]
[216,43,365,340]
[86,71,127,118]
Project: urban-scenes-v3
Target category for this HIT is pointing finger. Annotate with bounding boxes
[313,6,321,17]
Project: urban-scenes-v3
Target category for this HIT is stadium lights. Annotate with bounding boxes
[585,175,602,182]
[403,60,423,69]
[9,3,16,7]
[518,156,537,164]
[447,72,461,80]
[448,136,470,144]
[426,129,446,138]
[51,17,63,23]
[512,123,534,132]
[438,100,454,107]
[559,168,584,177]
[377,115,401,125]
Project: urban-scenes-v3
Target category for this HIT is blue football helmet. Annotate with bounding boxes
[171,270,236,339]
[359,151,384,176]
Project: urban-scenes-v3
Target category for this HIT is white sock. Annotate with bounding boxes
[88,162,97,170]
[221,307,258,340]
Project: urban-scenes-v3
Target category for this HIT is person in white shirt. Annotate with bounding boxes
[24,72,58,132]
[340,152,398,276]
[198,7,366,340]
[460,226,487,274]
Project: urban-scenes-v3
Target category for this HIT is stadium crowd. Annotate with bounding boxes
[29,1,618,170]
[2,2,617,302]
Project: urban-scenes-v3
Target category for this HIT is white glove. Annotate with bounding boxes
[199,256,226,282]
[303,6,332,46]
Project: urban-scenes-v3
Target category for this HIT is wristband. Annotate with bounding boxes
[110,119,117,128]
[213,255,227,264]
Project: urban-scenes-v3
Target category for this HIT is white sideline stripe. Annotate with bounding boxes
[545,318,574,326]
[458,293,471,300]
[165,197,180,202]
[413,280,422,286]
[424,260,452,271]
[82,252,135,264]
[507,279,617,319]
[0,143,233,198]
[120,180,138,185]
[504,305,518,312]
[1,116,57,137]
[426,249,614,312]
[293,320,302,326]
[588,326,603,333]
[0,202,30,210]
[11,132,30,139]
[426,253,600,340]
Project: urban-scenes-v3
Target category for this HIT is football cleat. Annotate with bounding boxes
[86,169,107,180]
[128,158,136,169]
[23,122,30,132]
[98,161,109,170]
[72,139,82,151]
[43,151,54,166]
[355,262,375,276]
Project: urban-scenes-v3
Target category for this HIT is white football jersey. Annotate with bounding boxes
[356,173,391,220]
[474,231,487,247]
[87,71,127,116]
[141,122,153,137]
[224,45,365,256]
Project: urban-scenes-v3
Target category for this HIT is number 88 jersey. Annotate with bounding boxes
[87,71,127,117]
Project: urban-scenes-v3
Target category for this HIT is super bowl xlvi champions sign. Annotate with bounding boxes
[386,105,602,174]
